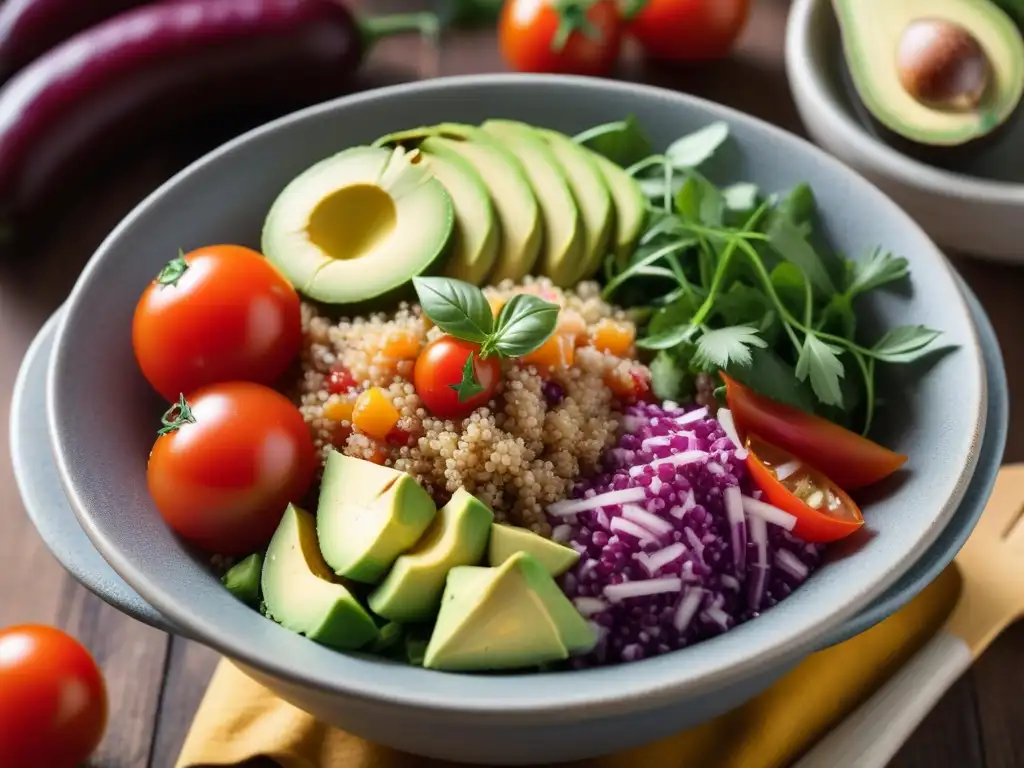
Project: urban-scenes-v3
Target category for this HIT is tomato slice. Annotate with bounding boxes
[721,372,907,491]
[745,434,864,544]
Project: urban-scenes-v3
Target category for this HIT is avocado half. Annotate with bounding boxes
[262,145,454,308]
[833,0,1024,162]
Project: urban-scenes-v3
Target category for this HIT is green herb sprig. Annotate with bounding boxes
[579,120,952,435]
[412,276,560,401]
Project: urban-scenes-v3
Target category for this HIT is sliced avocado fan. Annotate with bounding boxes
[261,145,454,306]
[482,119,586,288]
[833,0,1024,146]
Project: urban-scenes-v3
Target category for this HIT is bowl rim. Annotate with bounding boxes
[47,73,986,718]
[785,0,1024,203]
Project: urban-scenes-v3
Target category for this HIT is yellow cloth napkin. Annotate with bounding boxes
[177,564,961,768]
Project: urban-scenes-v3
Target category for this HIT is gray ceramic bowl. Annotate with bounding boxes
[786,0,1024,262]
[44,75,986,764]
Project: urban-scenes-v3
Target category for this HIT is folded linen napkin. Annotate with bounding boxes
[177,564,960,768]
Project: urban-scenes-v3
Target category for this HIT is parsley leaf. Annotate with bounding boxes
[870,325,945,363]
[846,248,910,296]
[766,215,836,296]
[448,353,486,402]
[796,334,846,407]
[574,114,654,167]
[692,325,767,370]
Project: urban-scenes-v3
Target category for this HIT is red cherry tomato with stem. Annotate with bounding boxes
[147,381,316,555]
[133,245,302,402]
[721,372,907,491]
[414,336,502,420]
[627,0,750,63]
[0,625,107,768]
[746,434,864,544]
[499,0,623,77]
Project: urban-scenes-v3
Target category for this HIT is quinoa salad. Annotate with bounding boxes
[132,117,942,673]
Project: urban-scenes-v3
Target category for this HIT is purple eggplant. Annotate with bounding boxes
[0,0,150,81]
[0,0,436,232]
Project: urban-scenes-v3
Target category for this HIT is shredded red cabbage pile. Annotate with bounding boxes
[547,402,825,667]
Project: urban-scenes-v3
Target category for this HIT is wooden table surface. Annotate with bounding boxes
[0,1,1021,766]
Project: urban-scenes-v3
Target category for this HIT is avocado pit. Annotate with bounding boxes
[897,18,991,111]
[306,184,397,261]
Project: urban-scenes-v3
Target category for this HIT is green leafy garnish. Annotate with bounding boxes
[449,353,487,403]
[413,277,560,402]
[593,119,952,435]
[573,115,654,167]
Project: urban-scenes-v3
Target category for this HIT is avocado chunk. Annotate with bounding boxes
[368,487,494,623]
[418,137,500,285]
[261,504,379,650]
[589,151,646,268]
[833,0,1024,148]
[377,123,542,283]
[317,452,437,584]
[423,555,568,671]
[222,553,263,606]
[481,119,586,287]
[536,128,614,283]
[262,145,454,306]
[514,552,596,655]
[488,523,579,577]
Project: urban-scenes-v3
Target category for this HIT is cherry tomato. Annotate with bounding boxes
[746,434,864,544]
[414,336,501,420]
[133,245,302,402]
[628,0,750,63]
[0,625,107,768]
[499,0,623,77]
[147,381,316,555]
[721,372,907,491]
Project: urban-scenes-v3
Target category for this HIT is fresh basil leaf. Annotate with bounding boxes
[637,322,698,350]
[650,347,693,401]
[413,276,493,343]
[491,294,560,357]
[795,333,845,407]
[870,325,946,363]
[766,216,836,296]
[665,122,730,169]
[725,346,816,412]
[692,325,767,370]
[847,248,910,296]
[448,352,487,402]
[576,114,654,167]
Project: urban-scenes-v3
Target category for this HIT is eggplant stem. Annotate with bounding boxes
[360,12,440,48]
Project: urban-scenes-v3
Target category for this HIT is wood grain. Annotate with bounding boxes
[0,0,1019,767]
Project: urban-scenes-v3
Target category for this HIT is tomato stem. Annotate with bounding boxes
[156,250,189,288]
[158,394,196,435]
[551,1,601,52]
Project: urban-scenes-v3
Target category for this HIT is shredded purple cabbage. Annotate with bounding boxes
[548,402,825,667]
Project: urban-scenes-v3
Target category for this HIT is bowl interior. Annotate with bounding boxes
[48,75,985,718]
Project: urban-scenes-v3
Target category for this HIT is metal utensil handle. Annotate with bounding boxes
[792,630,973,768]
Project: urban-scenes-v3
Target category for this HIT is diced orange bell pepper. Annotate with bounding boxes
[592,318,636,357]
[352,387,400,441]
[381,330,421,361]
[522,334,574,370]
[323,395,356,423]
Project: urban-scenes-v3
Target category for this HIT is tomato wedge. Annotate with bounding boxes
[721,372,907,491]
[745,434,864,543]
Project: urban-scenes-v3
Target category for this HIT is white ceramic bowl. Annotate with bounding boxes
[786,0,1024,262]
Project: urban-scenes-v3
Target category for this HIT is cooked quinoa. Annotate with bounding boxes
[292,277,650,536]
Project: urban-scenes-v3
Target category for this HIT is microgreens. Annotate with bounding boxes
[585,119,952,435]
[413,276,560,401]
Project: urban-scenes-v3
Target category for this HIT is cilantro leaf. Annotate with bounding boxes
[870,325,945,363]
[846,248,910,296]
[650,348,693,401]
[766,215,837,296]
[448,353,486,402]
[795,334,846,407]
[692,325,767,370]
[574,115,654,167]
[674,175,724,226]
[665,122,730,169]
[725,346,817,412]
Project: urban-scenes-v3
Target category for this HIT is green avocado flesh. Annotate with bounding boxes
[536,128,615,283]
[316,452,437,584]
[368,487,493,623]
[589,151,646,267]
[222,553,262,606]
[261,504,379,651]
[424,552,596,671]
[833,0,1024,146]
[261,145,454,306]
[482,120,586,287]
[488,523,580,577]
